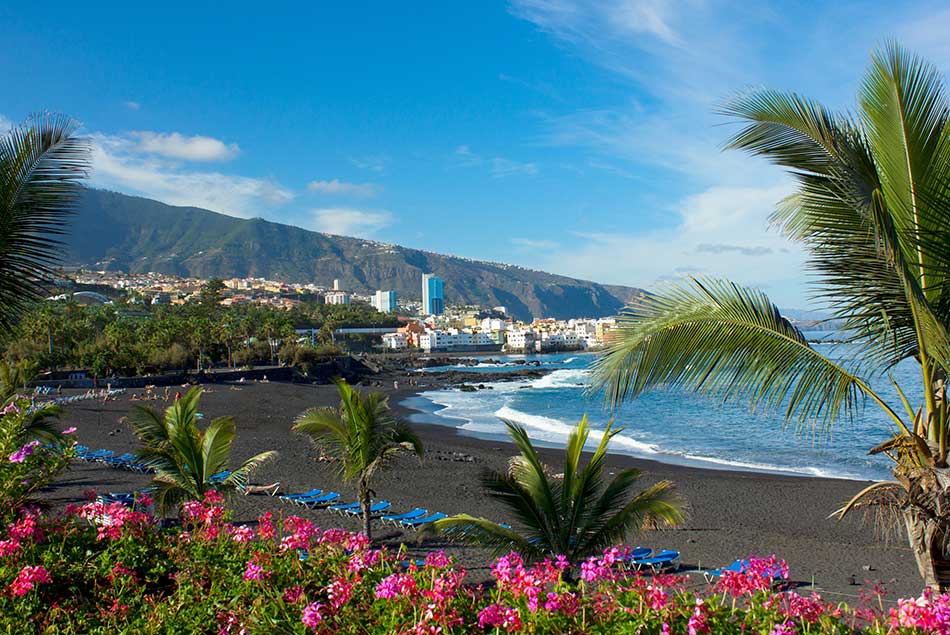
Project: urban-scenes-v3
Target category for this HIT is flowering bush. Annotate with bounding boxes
[0,495,940,633]
[0,398,73,516]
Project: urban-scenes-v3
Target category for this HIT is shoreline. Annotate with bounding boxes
[40,380,921,598]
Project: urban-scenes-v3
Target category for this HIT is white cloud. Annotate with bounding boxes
[454,145,539,178]
[307,179,380,197]
[0,114,11,133]
[541,181,809,307]
[309,207,393,237]
[349,156,387,173]
[90,134,292,218]
[132,131,240,162]
[511,237,560,249]
[124,101,141,111]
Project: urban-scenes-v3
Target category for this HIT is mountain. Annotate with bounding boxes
[64,189,644,321]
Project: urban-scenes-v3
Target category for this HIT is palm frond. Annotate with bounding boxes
[224,450,277,489]
[435,514,543,558]
[0,114,89,329]
[591,277,906,434]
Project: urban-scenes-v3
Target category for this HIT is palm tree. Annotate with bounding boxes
[293,378,423,541]
[128,386,276,515]
[0,114,89,332]
[592,43,950,590]
[434,417,684,567]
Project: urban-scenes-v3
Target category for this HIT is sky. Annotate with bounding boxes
[2,1,949,309]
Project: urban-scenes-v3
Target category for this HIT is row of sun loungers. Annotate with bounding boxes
[277,489,452,529]
[74,446,154,473]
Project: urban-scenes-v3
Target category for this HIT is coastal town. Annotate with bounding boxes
[68,269,620,354]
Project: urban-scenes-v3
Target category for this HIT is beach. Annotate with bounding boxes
[41,379,921,599]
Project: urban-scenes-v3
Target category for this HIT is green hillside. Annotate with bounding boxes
[65,189,643,321]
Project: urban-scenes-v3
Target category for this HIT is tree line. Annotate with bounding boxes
[0,279,399,377]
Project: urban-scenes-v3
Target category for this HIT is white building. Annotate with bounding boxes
[505,329,535,351]
[325,291,350,305]
[381,333,408,350]
[373,290,398,313]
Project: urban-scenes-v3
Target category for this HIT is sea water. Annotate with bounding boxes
[402,336,924,481]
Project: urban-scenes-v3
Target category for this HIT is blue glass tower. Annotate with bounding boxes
[422,273,444,315]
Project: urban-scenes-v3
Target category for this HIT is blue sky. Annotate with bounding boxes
[2,1,948,308]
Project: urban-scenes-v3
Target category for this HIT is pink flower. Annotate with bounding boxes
[326,578,353,609]
[244,561,266,581]
[230,525,255,543]
[10,565,51,596]
[478,604,522,631]
[425,550,452,569]
[9,440,41,463]
[770,622,796,635]
[376,573,418,599]
[2,402,20,415]
[687,599,710,635]
[301,602,324,629]
[0,538,20,557]
[257,512,275,541]
[62,426,77,435]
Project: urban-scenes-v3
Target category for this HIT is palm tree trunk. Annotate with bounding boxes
[904,468,950,591]
[359,476,372,542]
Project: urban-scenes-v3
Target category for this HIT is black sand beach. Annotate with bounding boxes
[40,380,921,599]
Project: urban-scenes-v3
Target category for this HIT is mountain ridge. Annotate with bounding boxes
[64,189,644,321]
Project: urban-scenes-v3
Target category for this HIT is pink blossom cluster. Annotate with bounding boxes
[580,546,625,584]
[78,500,151,541]
[283,585,305,604]
[180,491,227,539]
[375,572,418,599]
[491,551,568,612]
[1,401,20,415]
[687,598,710,635]
[9,564,51,596]
[326,577,354,610]
[229,525,255,544]
[8,440,41,463]
[890,588,950,634]
[301,601,324,629]
[346,548,381,573]
[280,516,318,551]
[714,555,789,595]
[478,603,523,631]
[766,590,834,623]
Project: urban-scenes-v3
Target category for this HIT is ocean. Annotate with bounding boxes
[401,335,923,481]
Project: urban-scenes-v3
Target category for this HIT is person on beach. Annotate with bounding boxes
[393,380,399,390]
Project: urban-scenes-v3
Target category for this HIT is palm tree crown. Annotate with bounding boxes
[435,417,684,565]
[0,114,89,331]
[293,378,423,541]
[592,43,950,589]
[129,386,276,515]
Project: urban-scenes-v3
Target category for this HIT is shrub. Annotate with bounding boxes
[0,495,937,634]
[0,398,73,516]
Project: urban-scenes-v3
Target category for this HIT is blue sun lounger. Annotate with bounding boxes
[279,489,322,503]
[77,449,113,461]
[327,500,361,513]
[300,492,340,508]
[633,550,680,572]
[209,471,231,484]
[622,547,652,566]
[401,512,447,528]
[381,508,427,525]
[102,453,137,466]
[343,501,391,516]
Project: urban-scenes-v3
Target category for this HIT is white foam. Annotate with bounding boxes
[493,406,661,456]
[529,368,590,389]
